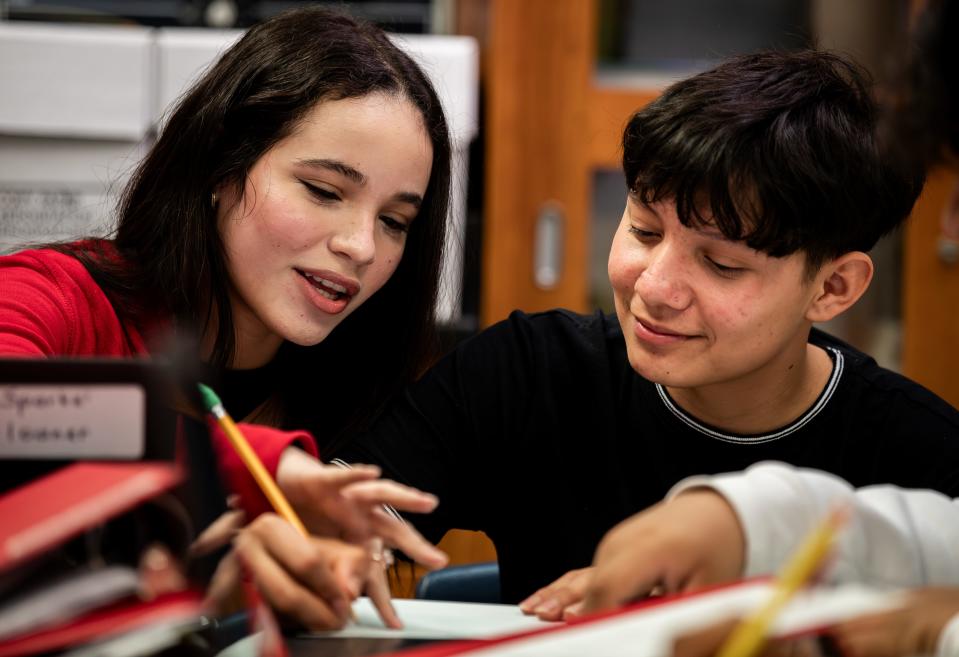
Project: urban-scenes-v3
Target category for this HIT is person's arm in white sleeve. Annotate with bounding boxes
[669,461,959,588]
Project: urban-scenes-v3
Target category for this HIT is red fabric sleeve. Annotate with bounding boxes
[0,251,82,355]
[0,248,142,357]
[210,421,320,518]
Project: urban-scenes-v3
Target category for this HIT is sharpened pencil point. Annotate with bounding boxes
[197,383,221,412]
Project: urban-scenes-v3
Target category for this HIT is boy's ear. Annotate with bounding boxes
[805,252,874,323]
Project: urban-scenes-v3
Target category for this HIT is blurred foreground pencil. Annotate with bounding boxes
[198,383,308,536]
[715,506,849,657]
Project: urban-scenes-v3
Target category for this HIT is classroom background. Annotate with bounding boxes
[1,0,957,588]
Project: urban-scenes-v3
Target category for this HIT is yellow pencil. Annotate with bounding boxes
[714,506,849,657]
[198,383,308,536]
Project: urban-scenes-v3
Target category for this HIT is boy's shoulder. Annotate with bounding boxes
[810,327,959,430]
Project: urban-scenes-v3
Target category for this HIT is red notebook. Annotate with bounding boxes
[0,461,182,573]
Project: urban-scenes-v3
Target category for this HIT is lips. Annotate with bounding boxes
[295,269,360,299]
[632,316,696,346]
[637,319,688,338]
[295,268,359,314]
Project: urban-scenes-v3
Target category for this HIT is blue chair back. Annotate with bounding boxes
[414,561,501,603]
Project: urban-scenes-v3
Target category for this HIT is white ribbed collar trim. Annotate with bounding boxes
[655,347,844,445]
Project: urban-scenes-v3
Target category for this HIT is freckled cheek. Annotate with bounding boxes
[706,295,756,334]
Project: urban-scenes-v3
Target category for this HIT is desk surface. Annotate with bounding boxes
[219,633,439,657]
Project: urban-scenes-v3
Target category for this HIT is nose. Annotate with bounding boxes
[635,242,694,312]
[329,211,376,266]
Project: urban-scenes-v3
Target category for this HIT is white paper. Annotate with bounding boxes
[458,582,907,657]
[301,598,557,640]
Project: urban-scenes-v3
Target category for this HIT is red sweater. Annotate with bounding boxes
[0,245,319,517]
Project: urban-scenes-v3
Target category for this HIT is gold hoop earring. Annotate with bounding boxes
[211,192,218,208]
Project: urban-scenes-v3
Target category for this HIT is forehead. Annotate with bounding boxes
[288,93,426,147]
[266,93,433,190]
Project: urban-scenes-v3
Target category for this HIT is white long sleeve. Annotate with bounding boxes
[668,461,959,588]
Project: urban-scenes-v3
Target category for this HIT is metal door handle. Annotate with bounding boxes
[533,202,563,289]
[938,236,959,266]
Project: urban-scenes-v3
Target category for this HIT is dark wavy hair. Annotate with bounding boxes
[66,6,451,445]
[623,50,925,273]
[882,0,958,169]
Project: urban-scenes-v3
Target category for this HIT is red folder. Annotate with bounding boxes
[0,461,182,573]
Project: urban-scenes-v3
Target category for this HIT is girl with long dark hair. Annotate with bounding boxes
[0,5,452,628]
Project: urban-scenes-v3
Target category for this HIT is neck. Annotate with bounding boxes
[666,342,834,435]
[200,304,282,370]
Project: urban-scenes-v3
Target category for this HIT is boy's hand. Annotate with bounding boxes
[581,489,746,613]
[277,447,448,570]
[519,567,593,620]
[828,588,959,657]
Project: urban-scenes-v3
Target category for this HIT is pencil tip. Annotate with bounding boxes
[197,383,220,411]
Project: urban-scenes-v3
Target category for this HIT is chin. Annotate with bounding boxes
[627,352,698,387]
[281,326,335,348]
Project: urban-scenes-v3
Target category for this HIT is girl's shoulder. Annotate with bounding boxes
[0,240,150,357]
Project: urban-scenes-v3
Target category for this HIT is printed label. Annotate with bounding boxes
[0,384,145,459]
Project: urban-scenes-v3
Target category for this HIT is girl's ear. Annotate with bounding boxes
[805,252,874,323]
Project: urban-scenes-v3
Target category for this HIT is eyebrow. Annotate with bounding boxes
[296,158,423,209]
[297,158,365,184]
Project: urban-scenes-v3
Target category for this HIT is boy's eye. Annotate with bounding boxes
[628,226,660,241]
[705,256,745,275]
[301,180,340,202]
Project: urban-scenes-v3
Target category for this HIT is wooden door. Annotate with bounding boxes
[902,169,959,407]
[481,0,657,325]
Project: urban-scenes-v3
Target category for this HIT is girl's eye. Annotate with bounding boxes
[706,257,744,276]
[628,226,660,241]
[301,181,340,202]
[380,215,409,234]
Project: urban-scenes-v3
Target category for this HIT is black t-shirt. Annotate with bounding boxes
[335,309,959,603]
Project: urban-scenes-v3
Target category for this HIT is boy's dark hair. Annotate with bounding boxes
[622,50,925,272]
[62,6,451,445]
[883,0,958,169]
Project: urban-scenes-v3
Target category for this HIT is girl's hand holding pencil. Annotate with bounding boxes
[194,384,447,630]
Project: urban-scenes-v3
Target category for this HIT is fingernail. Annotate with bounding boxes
[534,599,559,616]
[333,598,351,620]
[519,594,540,612]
